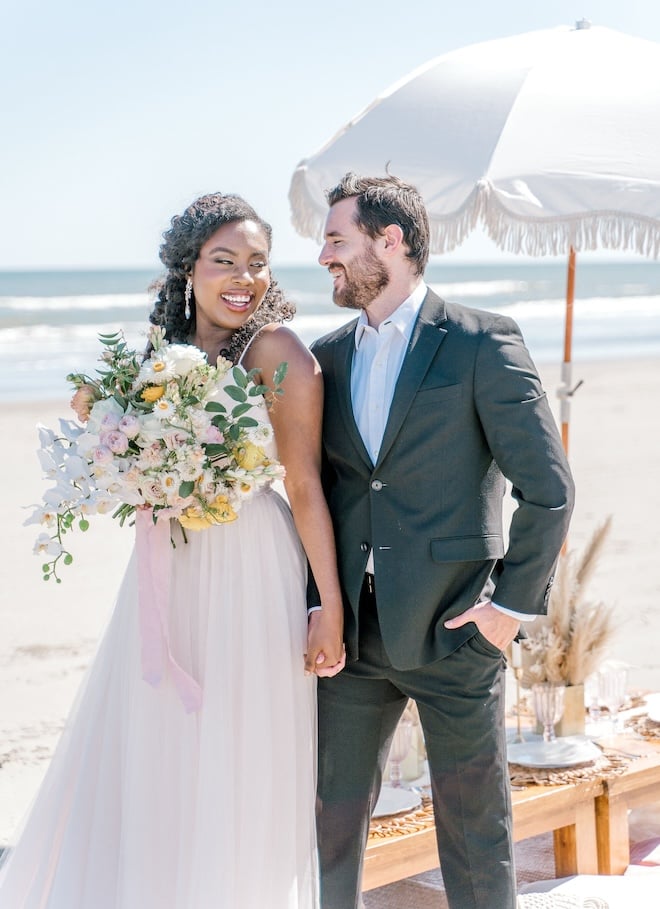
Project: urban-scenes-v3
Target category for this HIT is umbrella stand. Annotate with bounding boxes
[557,247,584,455]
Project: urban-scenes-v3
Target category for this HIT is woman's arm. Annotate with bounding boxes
[243,325,344,675]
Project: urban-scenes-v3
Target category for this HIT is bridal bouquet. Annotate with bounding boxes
[27,326,287,582]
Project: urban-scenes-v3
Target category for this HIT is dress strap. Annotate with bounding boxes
[237,325,268,367]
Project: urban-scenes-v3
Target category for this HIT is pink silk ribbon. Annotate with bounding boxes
[135,509,203,713]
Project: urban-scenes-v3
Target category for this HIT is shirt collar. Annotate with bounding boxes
[354,282,427,350]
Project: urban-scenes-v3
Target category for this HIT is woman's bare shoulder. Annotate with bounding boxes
[244,323,317,372]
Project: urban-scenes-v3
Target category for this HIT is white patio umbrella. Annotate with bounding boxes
[289,22,660,453]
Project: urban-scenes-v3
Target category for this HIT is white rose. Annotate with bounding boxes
[167,343,207,377]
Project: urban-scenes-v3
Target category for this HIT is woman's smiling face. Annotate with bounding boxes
[191,219,271,333]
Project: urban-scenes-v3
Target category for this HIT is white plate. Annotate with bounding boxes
[645,694,660,723]
[507,736,602,769]
[372,785,422,818]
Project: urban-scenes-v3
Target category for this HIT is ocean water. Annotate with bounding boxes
[1,261,659,402]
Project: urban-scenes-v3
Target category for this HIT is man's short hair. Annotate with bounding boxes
[326,172,430,275]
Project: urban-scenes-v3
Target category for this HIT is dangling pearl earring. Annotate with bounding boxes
[184,277,193,320]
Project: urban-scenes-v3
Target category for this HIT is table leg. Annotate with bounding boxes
[596,793,630,875]
[553,800,599,876]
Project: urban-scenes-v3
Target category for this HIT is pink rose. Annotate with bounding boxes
[204,425,225,444]
[105,430,129,455]
[100,412,120,432]
[92,445,113,465]
[118,414,140,439]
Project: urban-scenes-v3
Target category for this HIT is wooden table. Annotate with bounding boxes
[363,777,604,891]
[595,742,660,874]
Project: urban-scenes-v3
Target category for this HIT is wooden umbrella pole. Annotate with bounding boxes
[560,246,577,454]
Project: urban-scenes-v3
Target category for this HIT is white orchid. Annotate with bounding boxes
[23,506,57,528]
[33,534,63,557]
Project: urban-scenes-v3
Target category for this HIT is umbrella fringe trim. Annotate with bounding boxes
[477,194,660,258]
[290,168,483,253]
[290,166,660,260]
[289,167,328,243]
[427,186,481,254]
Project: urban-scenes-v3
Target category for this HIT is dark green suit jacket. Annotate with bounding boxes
[311,289,574,669]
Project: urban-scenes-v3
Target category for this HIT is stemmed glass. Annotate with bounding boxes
[532,682,566,744]
[599,667,628,734]
[584,672,602,733]
[388,716,413,787]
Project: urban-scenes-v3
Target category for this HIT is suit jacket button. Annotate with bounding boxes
[360,542,369,552]
[371,479,383,491]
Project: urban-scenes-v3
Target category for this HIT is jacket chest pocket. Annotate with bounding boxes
[412,382,463,404]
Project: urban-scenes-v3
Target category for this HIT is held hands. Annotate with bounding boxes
[444,601,520,652]
[305,611,346,678]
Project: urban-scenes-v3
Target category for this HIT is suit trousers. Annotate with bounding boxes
[317,577,516,909]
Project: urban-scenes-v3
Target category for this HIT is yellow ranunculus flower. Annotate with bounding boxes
[142,385,165,402]
[234,442,267,470]
[178,495,237,531]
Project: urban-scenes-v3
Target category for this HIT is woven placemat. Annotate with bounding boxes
[509,751,630,787]
[368,796,435,840]
[626,713,660,741]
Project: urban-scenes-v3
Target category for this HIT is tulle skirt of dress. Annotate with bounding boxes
[0,488,319,909]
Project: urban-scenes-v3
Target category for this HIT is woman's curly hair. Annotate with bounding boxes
[148,192,295,364]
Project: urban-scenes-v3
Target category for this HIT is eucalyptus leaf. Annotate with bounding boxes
[225,386,247,403]
[231,367,248,389]
[273,362,288,386]
[204,443,227,457]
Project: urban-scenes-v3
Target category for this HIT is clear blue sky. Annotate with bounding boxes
[2,0,659,269]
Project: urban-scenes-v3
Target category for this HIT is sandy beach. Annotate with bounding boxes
[1,355,659,847]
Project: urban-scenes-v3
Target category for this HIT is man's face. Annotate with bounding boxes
[318,197,389,310]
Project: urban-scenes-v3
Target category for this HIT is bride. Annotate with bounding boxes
[0,192,345,908]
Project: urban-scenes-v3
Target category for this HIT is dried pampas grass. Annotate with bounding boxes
[521,517,616,687]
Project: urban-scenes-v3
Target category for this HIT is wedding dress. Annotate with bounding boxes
[0,374,319,907]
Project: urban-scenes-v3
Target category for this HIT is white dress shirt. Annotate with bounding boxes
[351,283,426,465]
[350,282,531,623]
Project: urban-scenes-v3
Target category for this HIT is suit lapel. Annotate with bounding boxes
[376,290,448,467]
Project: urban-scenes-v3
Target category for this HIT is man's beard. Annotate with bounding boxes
[331,245,390,311]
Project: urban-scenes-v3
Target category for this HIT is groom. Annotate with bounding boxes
[310,173,574,909]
